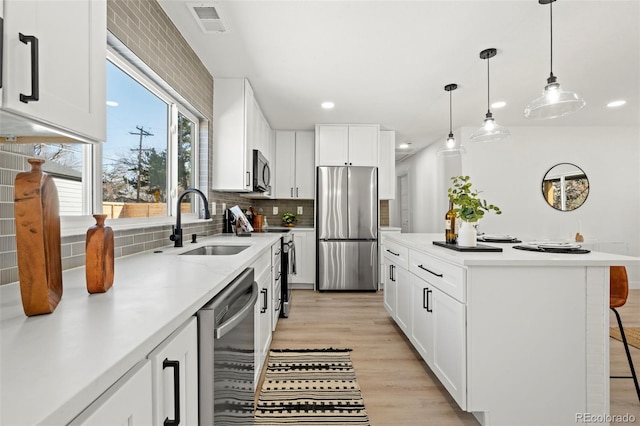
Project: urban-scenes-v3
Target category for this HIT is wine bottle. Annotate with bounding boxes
[445,201,457,244]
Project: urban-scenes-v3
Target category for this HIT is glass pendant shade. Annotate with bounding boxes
[437,132,467,157]
[525,0,585,120]
[470,48,509,143]
[524,75,585,119]
[437,83,466,157]
[470,112,511,143]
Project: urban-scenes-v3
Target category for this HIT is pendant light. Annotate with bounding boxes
[470,48,510,143]
[437,84,466,157]
[524,0,585,119]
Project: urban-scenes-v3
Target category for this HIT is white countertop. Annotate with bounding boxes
[385,233,640,267]
[0,233,281,426]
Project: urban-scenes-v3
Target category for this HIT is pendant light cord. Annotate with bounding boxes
[486,55,491,114]
[549,1,554,77]
[449,89,453,133]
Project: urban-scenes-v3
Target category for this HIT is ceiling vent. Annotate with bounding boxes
[188,3,229,34]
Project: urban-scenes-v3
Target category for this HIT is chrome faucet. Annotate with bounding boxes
[170,188,211,247]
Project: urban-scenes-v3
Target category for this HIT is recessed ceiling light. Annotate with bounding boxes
[491,101,506,109]
[398,142,412,149]
[321,102,334,109]
[106,100,119,107]
[607,100,626,108]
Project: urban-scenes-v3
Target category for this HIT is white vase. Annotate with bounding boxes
[457,221,477,247]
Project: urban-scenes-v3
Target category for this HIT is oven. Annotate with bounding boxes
[281,231,295,318]
[252,149,271,192]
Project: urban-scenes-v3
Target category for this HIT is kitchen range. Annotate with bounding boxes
[256,227,296,318]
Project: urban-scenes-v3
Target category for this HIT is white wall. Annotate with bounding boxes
[395,125,640,287]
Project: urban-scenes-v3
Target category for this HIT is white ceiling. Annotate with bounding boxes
[158,0,639,160]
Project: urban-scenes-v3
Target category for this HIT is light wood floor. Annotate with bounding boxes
[262,289,640,425]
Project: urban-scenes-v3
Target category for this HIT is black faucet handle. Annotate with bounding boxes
[169,225,177,241]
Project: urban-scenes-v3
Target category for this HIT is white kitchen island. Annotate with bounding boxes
[382,233,639,426]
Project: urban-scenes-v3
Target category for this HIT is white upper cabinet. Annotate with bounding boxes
[274,130,314,199]
[1,0,106,143]
[379,130,396,199]
[213,78,272,192]
[315,124,379,167]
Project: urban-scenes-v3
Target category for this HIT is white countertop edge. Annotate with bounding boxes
[385,233,640,267]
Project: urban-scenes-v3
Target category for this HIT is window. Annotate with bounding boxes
[104,60,170,218]
[103,54,200,220]
[32,143,86,216]
[30,49,202,224]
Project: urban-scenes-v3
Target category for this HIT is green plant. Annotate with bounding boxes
[447,175,501,222]
[281,211,298,226]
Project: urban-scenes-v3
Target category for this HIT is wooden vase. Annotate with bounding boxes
[14,158,63,316]
[86,214,114,293]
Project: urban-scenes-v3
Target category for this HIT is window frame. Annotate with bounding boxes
[59,43,205,236]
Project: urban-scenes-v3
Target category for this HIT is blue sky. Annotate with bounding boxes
[105,61,168,168]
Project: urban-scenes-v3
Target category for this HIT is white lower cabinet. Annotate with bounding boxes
[382,260,397,317]
[409,272,466,408]
[290,229,316,285]
[394,264,412,334]
[69,360,153,426]
[254,250,273,383]
[384,241,467,411]
[71,317,199,426]
[148,317,199,426]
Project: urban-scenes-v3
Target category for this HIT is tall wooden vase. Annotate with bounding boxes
[14,158,63,316]
[86,214,114,293]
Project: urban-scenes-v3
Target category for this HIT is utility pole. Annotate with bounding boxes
[129,126,153,202]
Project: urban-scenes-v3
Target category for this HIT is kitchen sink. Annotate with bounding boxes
[180,245,250,256]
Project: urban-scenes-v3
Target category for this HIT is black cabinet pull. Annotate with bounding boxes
[0,18,4,88]
[290,187,293,197]
[163,359,181,426]
[246,171,251,187]
[386,249,400,257]
[260,288,268,313]
[296,187,299,197]
[19,33,39,103]
[417,264,443,278]
[424,288,433,312]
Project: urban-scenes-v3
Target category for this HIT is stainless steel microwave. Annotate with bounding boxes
[253,149,271,192]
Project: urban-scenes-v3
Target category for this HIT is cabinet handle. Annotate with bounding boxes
[418,264,443,278]
[246,171,251,187]
[162,359,181,426]
[423,288,432,312]
[260,288,268,313]
[290,187,293,197]
[19,33,39,103]
[0,18,4,88]
[296,187,299,197]
[386,249,400,257]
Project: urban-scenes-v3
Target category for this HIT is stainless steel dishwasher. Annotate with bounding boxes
[197,267,258,425]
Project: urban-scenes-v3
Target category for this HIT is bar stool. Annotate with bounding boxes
[610,265,640,402]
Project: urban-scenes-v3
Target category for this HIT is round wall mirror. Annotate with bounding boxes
[541,163,589,211]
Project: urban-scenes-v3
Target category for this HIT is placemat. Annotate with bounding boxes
[513,245,591,254]
[433,241,503,252]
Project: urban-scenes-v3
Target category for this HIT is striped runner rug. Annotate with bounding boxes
[254,348,370,425]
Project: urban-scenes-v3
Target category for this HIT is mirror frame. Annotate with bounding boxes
[541,163,589,212]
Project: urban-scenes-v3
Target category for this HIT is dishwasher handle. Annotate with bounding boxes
[215,281,259,339]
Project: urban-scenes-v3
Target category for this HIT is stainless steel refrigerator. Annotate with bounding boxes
[316,166,378,291]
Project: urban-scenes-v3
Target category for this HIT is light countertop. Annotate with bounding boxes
[385,233,640,267]
[0,233,281,426]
